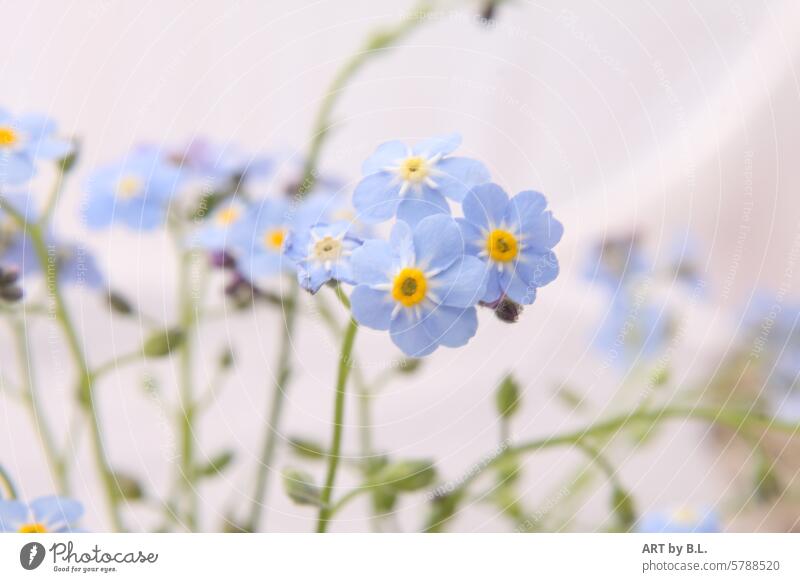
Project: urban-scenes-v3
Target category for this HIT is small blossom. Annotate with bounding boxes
[350,214,487,357]
[166,138,272,188]
[286,222,361,294]
[458,183,562,305]
[83,150,183,230]
[192,198,251,251]
[229,198,295,281]
[637,506,720,533]
[584,233,648,291]
[353,133,490,226]
[0,496,84,533]
[0,109,73,187]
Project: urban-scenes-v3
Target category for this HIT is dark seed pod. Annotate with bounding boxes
[494,296,522,324]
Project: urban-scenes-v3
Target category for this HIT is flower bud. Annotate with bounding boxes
[142,328,185,358]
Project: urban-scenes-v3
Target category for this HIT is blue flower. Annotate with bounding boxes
[286,222,361,293]
[294,190,373,239]
[228,198,295,281]
[353,133,490,226]
[0,109,73,187]
[83,150,183,231]
[349,214,487,357]
[584,233,648,291]
[594,295,671,368]
[0,496,84,533]
[192,198,251,251]
[457,183,562,305]
[168,138,272,188]
[638,506,720,533]
[3,235,103,288]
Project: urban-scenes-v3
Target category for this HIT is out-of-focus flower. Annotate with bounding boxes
[666,231,707,290]
[294,190,372,239]
[192,198,251,251]
[83,150,183,230]
[350,215,487,357]
[584,233,648,291]
[166,138,272,189]
[3,235,103,288]
[286,222,361,294]
[0,109,73,186]
[353,133,490,226]
[0,496,84,533]
[594,294,672,367]
[458,184,562,305]
[229,198,295,281]
[638,506,720,533]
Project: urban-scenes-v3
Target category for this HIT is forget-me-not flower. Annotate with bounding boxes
[168,138,272,189]
[83,150,183,230]
[638,506,720,533]
[286,222,361,294]
[229,198,295,281]
[353,133,490,226]
[192,198,251,251]
[350,214,487,357]
[458,183,562,305]
[0,109,73,186]
[0,496,84,533]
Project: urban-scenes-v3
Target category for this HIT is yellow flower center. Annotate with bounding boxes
[671,507,698,525]
[263,228,286,251]
[486,229,519,262]
[0,126,18,148]
[391,267,427,307]
[116,175,143,200]
[215,206,241,226]
[18,523,48,533]
[399,156,429,183]
[313,236,342,262]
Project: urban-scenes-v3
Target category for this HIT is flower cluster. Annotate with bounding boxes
[0,108,73,188]
[0,496,84,533]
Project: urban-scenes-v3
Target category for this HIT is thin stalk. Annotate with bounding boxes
[245,281,299,532]
[11,317,68,494]
[0,464,18,499]
[316,316,359,533]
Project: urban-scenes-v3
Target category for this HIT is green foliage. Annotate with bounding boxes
[142,328,185,357]
[196,450,235,479]
[282,468,322,506]
[496,374,521,419]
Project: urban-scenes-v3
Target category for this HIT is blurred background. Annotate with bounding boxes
[1,0,799,532]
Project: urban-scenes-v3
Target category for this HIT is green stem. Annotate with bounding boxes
[316,316,359,533]
[90,349,146,381]
[10,316,68,494]
[246,282,299,532]
[28,224,123,531]
[0,464,18,499]
[299,0,436,193]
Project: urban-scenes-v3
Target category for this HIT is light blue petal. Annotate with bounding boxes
[413,214,461,274]
[31,496,83,528]
[351,285,394,330]
[0,154,36,185]
[351,239,396,286]
[515,248,560,288]
[353,174,401,223]
[0,500,27,532]
[15,113,56,140]
[482,267,503,303]
[297,262,330,293]
[501,269,537,305]
[390,309,438,357]
[462,183,508,229]
[83,195,115,230]
[389,221,415,265]
[430,256,487,308]
[413,133,461,158]
[396,188,450,228]
[362,140,408,176]
[457,217,486,257]
[119,199,166,231]
[30,138,73,160]
[422,305,478,348]
[505,190,563,250]
[243,251,289,279]
[433,157,491,202]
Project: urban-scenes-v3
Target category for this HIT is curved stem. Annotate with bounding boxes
[10,316,68,494]
[316,316,359,532]
[0,464,18,499]
[246,282,299,532]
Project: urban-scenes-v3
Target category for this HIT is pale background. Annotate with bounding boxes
[1,0,799,531]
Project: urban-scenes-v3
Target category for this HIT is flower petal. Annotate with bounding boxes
[390,309,438,357]
[389,221,415,265]
[462,183,508,229]
[362,140,408,176]
[83,194,116,230]
[505,190,563,250]
[0,500,27,532]
[515,248,560,288]
[500,269,538,305]
[396,187,450,228]
[422,305,478,348]
[413,133,461,158]
[413,214,462,274]
[0,154,36,185]
[351,239,396,286]
[430,255,488,308]
[434,157,491,202]
[482,267,503,303]
[350,285,394,330]
[297,263,330,294]
[353,174,401,223]
[31,496,84,529]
